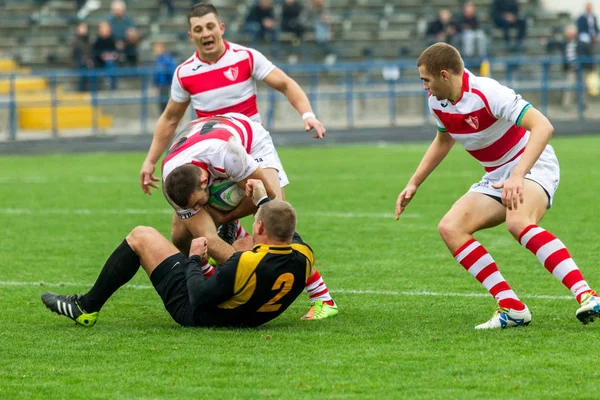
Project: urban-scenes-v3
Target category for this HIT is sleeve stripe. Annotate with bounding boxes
[437,126,447,132]
[516,104,532,126]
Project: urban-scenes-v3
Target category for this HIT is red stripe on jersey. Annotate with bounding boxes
[237,117,254,154]
[195,95,259,120]
[195,41,230,64]
[466,125,527,162]
[433,106,497,134]
[163,128,233,165]
[181,59,252,94]
[209,116,248,150]
[472,88,493,116]
[235,48,254,72]
[484,147,525,172]
[214,166,226,173]
[191,160,208,172]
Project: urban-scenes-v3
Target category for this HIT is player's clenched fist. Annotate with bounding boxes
[395,183,418,220]
[245,179,267,204]
[190,237,208,262]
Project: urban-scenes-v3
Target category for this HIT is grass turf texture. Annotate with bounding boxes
[1,137,600,399]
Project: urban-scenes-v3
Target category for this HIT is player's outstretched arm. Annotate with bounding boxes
[263,68,326,139]
[140,99,190,194]
[395,130,455,220]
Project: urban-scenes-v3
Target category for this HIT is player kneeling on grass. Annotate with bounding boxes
[160,113,337,320]
[395,42,600,329]
[42,180,321,328]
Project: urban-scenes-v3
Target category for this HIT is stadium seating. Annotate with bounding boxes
[0,0,573,67]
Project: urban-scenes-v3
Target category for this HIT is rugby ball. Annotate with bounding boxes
[208,178,245,211]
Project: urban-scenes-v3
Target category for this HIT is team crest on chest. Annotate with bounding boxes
[224,67,238,81]
[465,116,479,130]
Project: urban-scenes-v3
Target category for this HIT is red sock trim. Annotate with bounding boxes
[306,271,321,286]
[453,238,477,258]
[518,224,538,243]
[498,298,526,311]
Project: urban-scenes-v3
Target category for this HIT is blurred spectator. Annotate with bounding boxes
[457,1,487,58]
[576,2,598,45]
[158,0,175,19]
[282,0,305,43]
[93,21,118,90]
[120,27,139,67]
[426,9,457,46]
[77,0,101,20]
[546,24,593,107]
[491,0,526,52]
[244,0,277,45]
[71,22,94,92]
[309,0,336,64]
[108,0,135,51]
[153,42,176,112]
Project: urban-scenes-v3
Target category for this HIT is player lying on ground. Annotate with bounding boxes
[41,180,323,328]
[161,113,338,320]
[395,43,600,329]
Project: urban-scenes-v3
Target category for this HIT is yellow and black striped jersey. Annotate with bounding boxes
[185,232,314,327]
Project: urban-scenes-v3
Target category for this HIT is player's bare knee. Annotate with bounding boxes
[437,218,459,243]
[127,226,158,251]
[505,217,529,240]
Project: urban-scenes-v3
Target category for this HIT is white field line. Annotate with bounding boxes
[0,280,573,301]
[0,208,418,219]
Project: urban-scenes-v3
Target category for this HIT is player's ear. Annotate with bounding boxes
[256,220,265,236]
[440,70,450,81]
[199,174,209,187]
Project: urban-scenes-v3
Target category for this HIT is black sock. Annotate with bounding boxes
[79,240,140,312]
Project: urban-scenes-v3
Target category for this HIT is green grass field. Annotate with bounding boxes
[1,136,600,399]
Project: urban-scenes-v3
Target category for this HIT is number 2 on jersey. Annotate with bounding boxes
[258,273,295,312]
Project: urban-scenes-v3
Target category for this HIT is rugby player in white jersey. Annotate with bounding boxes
[395,43,600,329]
[161,113,338,320]
[140,2,325,196]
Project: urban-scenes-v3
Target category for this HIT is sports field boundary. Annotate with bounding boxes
[2,121,600,155]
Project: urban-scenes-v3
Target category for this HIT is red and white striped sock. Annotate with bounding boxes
[454,239,525,310]
[519,225,596,303]
[201,261,214,278]
[305,270,334,306]
[234,219,249,240]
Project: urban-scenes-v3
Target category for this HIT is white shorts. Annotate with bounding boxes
[249,126,289,188]
[469,145,560,208]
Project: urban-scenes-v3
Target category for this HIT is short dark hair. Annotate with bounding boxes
[256,200,297,242]
[187,3,220,27]
[417,43,464,76]
[164,164,203,208]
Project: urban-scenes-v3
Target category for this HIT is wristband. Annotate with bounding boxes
[302,112,316,121]
[256,196,271,207]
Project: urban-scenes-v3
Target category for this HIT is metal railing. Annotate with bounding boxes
[0,56,594,140]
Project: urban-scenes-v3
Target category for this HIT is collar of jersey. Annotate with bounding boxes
[450,70,470,105]
[252,244,293,254]
[195,41,230,65]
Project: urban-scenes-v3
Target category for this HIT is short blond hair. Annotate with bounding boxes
[256,200,296,242]
[417,43,464,76]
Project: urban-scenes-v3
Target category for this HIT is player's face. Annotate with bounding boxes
[419,65,450,100]
[185,186,210,212]
[189,14,225,60]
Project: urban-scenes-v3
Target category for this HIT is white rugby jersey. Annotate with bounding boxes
[161,113,260,184]
[171,41,275,123]
[429,69,532,172]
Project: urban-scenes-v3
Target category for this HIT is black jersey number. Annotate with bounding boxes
[257,273,295,312]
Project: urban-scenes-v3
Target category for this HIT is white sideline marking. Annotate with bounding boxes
[0,208,418,219]
[0,280,573,301]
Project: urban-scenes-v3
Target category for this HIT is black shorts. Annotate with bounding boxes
[150,253,198,327]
